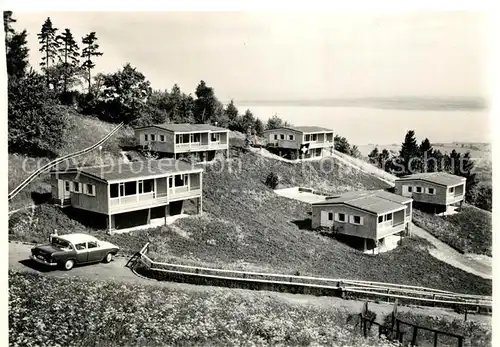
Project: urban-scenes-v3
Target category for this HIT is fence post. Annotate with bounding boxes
[434,332,438,347]
[458,336,464,347]
[396,320,402,343]
[411,326,418,346]
[464,306,467,322]
[363,316,367,337]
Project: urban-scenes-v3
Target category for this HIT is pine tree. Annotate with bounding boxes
[225,100,239,130]
[254,118,264,137]
[419,138,433,172]
[368,147,379,165]
[4,11,29,79]
[398,130,420,176]
[56,28,80,93]
[81,32,103,93]
[37,17,61,86]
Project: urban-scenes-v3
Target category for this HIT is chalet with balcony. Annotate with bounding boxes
[50,160,203,232]
[263,126,334,159]
[311,190,412,252]
[134,123,229,161]
[394,172,466,214]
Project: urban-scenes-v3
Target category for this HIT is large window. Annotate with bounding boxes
[138,179,154,194]
[211,133,220,142]
[124,181,136,196]
[191,133,201,143]
[110,184,119,198]
[305,134,310,141]
[386,213,393,221]
[174,174,188,187]
[311,134,317,141]
[378,215,383,223]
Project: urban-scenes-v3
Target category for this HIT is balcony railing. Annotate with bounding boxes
[109,192,169,213]
[175,142,228,152]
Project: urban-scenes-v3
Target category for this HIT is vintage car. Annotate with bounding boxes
[30,233,120,270]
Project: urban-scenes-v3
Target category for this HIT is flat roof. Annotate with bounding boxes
[134,123,228,133]
[312,189,411,214]
[265,125,333,133]
[396,172,465,186]
[51,159,202,182]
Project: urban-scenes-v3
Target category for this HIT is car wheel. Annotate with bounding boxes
[63,259,74,271]
[104,253,113,263]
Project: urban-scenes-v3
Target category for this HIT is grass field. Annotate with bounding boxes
[413,206,492,257]
[9,150,492,296]
[9,270,489,347]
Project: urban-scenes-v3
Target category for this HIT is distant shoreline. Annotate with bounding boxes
[231,97,487,111]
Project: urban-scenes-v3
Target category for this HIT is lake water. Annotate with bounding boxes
[244,105,491,148]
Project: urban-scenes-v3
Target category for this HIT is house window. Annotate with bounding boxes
[416,187,422,193]
[137,180,154,194]
[168,176,173,188]
[378,215,383,223]
[144,134,148,141]
[288,134,294,141]
[211,133,220,142]
[176,134,183,144]
[191,133,201,143]
[352,216,362,225]
[84,184,95,196]
[449,187,454,193]
[160,135,165,142]
[328,212,333,221]
[72,182,81,193]
[151,134,156,141]
[407,186,413,193]
[305,134,310,142]
[110,184,119,198]
[386,213,393,221]
[64,181,71,192]
[174,174,188,187]
[337,213,346,222]
[273,134,278,140]
[280,134,285,140]
[427,187,435,195]
[311,134,317,141]
[124,181,137,196]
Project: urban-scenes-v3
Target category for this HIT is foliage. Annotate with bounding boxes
[81,31,103,92]
[382,311,491,347]
[56,28,80,93]
[194,80,225,125]
[473,185,492,212]
[9,270,405,347]
[265,172,279,189]
[4,11,29,79]
[398,130,420,176]
[95,63,152,124]
[254,117,264,137]
[8,70,69,157]
[413,206,492,256]
[37,17,61,85]
[265,114,290,130]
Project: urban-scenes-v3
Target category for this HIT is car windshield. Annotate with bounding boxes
[51,237,72,250]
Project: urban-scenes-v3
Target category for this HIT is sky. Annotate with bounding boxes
[12,11,490,103]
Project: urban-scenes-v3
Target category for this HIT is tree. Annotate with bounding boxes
[398,130,420,176]
[334,135,351,154]
[419,138,433,172]
[56,28,80,93]
[96,63,152,124]
[4,11,29,79]
[350,145,361,158]
[474,185,492,211]
[266,114,286,130]
[379,149,391,171]
[368,147,379,165]
[8,70,68,156]
[254,118,264,137]
[241,109,256,132]
[81,32,103,93]
[37,17,61,86]
[225,100,239,130]
[193,80,224,124]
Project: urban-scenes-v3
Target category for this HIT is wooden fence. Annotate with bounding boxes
[133,242,492,314]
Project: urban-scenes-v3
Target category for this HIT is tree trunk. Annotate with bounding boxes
[64,41,68,93]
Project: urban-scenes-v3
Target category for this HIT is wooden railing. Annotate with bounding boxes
[8,122,125,201]
[135,242,492,312]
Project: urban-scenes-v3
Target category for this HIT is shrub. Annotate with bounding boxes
[265,172,279,189]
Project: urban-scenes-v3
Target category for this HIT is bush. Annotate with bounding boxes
[265,172,279,189]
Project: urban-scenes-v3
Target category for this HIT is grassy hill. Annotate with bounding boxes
[8,109,134,210]
[413,206,492,257]
[9,149,492,296]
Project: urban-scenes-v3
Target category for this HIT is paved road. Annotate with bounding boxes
[410,223,492,280]
[8,242,490,324]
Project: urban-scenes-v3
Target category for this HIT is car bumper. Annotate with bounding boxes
[30,255,57,266]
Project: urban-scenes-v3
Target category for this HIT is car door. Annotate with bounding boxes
[87,241,105,262]
[74,242,88,263]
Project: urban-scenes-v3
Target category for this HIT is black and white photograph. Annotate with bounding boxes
[4,5,494,347]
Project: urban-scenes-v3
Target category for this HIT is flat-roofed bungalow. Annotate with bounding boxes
[263,126,334,159]
[311,190,413,251]
[394,172,466,213]
[50,159,203,232]
[134,123,229,161]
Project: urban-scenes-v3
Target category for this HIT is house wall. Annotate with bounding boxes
[395,180,448,205]
[52,172,108,214]
[156,177,168,195]
[136,127,175,153]
[266,130,301,149]
[311,205,378,239]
